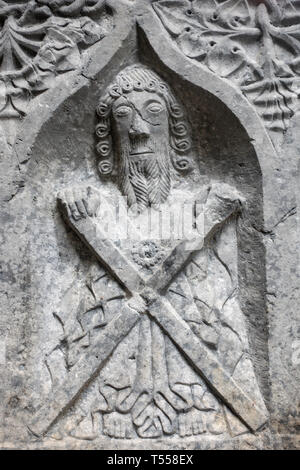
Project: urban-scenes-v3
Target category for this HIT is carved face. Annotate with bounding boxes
[111,89,172,212]
[112,90,169,159]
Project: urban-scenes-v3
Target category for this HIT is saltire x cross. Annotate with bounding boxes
[30,188,268,436]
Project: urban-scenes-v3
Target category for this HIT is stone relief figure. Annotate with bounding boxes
[45,65,267,440]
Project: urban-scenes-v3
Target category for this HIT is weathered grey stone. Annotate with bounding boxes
[0,0,299,450]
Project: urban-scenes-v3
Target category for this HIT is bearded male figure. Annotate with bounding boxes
[54,65,267,439]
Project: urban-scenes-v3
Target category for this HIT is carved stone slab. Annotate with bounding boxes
[0,0,299,451]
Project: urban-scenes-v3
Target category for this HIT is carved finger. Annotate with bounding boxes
[192,418,200,435]
[113,418,119,438]
[119,420,125,439]
[178,415,187,437]
[65,188,76,216]
[92,195,101,217]
[180,414,192,437]
[66,189,81,221]
[86,186,100,217]
[105,419,112,437]
[82,197,93,217]
[185,421,192,436]
[125,421,133,439]
[90,187,101,216]
[75,199,87,218]
[57,192,72,220]
[117,420,122,439]
[64,202,72,220]
[62,189,76,220]
[69,202,81,221]
[108,418,114,437]
[105,415,113,437]
[192,419,198,435]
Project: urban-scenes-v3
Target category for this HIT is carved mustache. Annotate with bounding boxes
[129,136,154,156]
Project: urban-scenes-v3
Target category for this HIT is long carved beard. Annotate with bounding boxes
[118,141,171,212]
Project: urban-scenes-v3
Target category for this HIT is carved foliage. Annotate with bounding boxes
[153,0,300,132]
[0,0,111,117]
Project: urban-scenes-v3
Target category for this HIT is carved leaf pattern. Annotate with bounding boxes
[0,0,110,117]
[153,0,300,133]
[57,270,125,370]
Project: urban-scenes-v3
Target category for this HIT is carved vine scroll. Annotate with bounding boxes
[153,0,300,133]
[0,0,112,117]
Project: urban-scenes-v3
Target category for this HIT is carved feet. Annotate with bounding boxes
[178,408,227,437]
[178,409,205,437]
[101,407,227,439]
[103,411,134,439]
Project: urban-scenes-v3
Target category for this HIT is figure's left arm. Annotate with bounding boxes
[196,182,245,242]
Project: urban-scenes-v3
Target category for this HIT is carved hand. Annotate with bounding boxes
[57,186,100,223]
[202,182,245,236]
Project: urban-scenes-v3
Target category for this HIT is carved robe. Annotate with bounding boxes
[48,180,267,439]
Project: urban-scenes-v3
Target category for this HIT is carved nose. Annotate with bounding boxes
[129,112,150,139]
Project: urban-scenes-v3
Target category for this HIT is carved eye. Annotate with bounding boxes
[147,103,163,113]
[115,105,132,117]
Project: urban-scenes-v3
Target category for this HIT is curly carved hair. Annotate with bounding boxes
[95,65,193,177]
